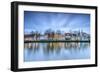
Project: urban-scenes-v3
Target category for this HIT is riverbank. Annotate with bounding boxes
[24,40,90,43]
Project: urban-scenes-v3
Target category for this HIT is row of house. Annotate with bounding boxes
[24,31,90,41]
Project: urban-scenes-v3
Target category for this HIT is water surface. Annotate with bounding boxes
[24,42,90,62]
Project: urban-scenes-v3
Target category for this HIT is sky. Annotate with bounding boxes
[24,11,90,34]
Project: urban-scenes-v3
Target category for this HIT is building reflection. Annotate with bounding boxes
[24,42,90,55]
[24,43,40,53]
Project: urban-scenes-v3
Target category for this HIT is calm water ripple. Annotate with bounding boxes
[24,42,90,62]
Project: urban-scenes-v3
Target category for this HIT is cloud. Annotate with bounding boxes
[24,11,90,34]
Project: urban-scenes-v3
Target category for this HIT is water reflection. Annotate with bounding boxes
[24,42,90,62]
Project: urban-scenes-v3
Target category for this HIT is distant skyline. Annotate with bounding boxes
[24,11,90,34]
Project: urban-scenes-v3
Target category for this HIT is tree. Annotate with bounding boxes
[31,31,35,40]
[56,30,61,40]
[45,29,53,40]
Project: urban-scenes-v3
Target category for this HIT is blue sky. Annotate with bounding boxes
[24,11,90,34]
